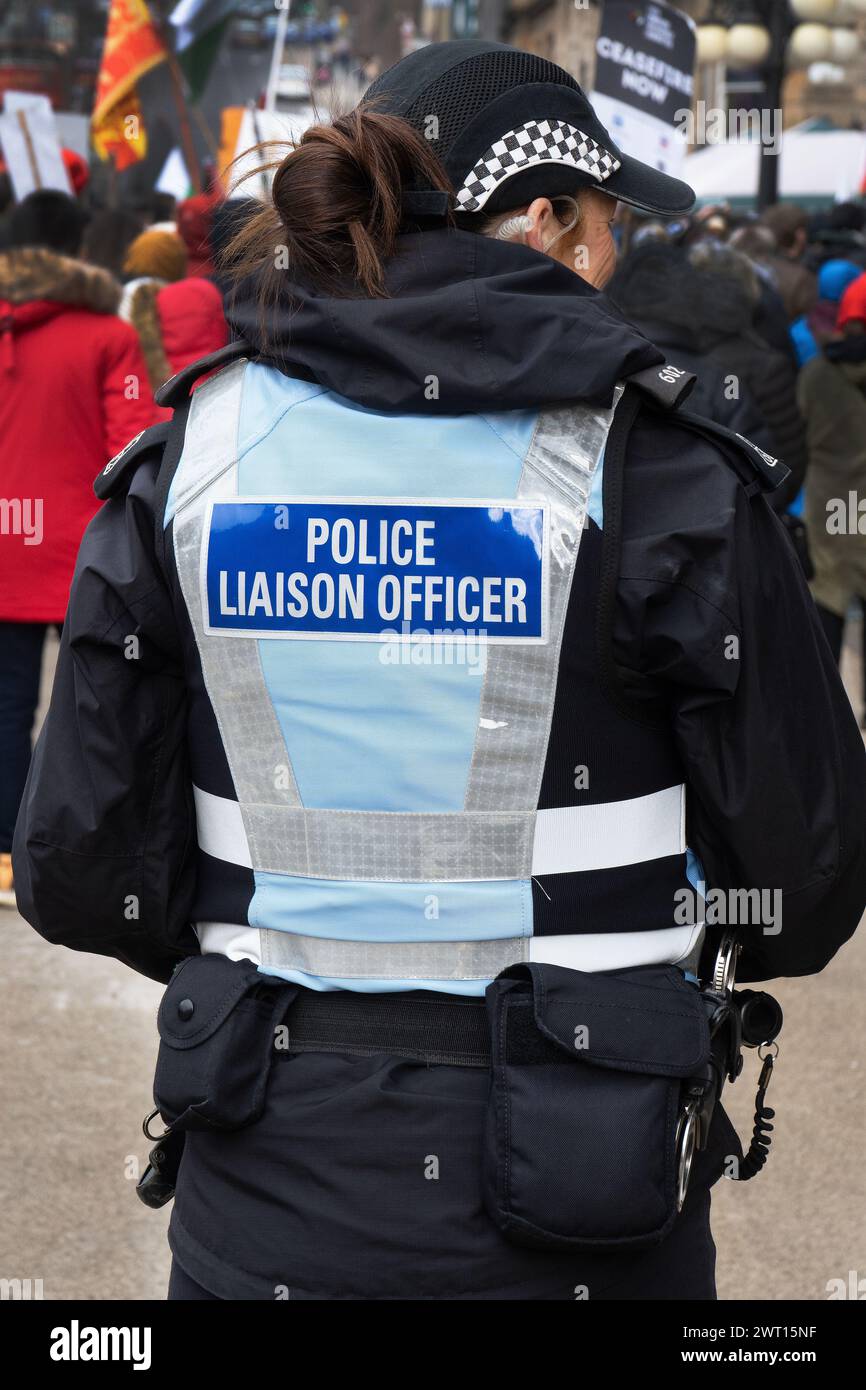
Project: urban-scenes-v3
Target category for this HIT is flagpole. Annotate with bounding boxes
[190,99,219,160]
[15,111,42,190]
[152,6,203,194]
[265,1,291,113]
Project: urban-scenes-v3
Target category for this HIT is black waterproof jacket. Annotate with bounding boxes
[13,229,866,984]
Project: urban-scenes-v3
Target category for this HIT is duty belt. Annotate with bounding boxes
[282,988,492,1067]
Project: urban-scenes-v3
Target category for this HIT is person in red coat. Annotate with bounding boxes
[122,271,227,420]
[0,190,157,904]
[176,188,220,279]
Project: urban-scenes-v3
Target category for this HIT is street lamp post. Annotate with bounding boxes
[756,2,795,210]
[696,0,862,210]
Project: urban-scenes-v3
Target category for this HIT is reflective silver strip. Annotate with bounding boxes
[250,922,704,981]
[465,389,624,814]
[531,786,685,875]
[194,782,685,881]
[261,927,529,980]
[171,365,304,847]
[246,805,531,880]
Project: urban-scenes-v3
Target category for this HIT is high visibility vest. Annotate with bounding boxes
[165,359,704,993]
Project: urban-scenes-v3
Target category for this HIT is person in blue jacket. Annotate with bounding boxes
[790,257,863,366]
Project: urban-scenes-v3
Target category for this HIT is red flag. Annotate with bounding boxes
[92,0,167,169]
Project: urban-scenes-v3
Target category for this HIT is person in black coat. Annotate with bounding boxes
[608,238,806,508]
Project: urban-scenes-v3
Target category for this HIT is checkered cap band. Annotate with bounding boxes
[455,120,622,213]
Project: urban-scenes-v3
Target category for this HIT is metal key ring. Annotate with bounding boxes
[712,932,740,995]
[142,1108,172,1141]
[675,1100,699,1211]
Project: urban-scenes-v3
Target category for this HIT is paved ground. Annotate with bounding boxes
[1,629,864,1301]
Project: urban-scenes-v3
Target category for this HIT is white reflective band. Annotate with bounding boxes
[193,785,252,868]
[528,924,703,973]
[194,782,686,879]
[531,784,685,876]
[195,921,260,962]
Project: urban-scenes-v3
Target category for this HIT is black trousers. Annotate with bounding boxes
[167,1186,717,1301]
[166,1047,729,1301]
[0,622,51,851]
[168,1262,220,1300]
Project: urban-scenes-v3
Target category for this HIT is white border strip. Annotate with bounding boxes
[530,924,703,973]
[531,785,686,875]
[193,785,252,869]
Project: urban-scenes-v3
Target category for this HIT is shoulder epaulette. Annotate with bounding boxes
[627,361,697,410]
[154,339,253,409]
[95,421,173,500]
[673,410,791,494]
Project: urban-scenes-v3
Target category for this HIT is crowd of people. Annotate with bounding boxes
[610,197,866,668]
[1,166,866,908]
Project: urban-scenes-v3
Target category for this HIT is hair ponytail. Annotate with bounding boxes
[221,106,453,310]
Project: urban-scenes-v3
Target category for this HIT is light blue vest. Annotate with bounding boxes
[166,359,704,993]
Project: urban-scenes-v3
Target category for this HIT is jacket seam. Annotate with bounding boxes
[236,396,326,465]
[617,571,741,632]
[478,412,534,463]
[90,584,165,646]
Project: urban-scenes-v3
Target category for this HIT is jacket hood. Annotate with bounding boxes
[0,248,121,321]
[825,332,866,387]
[224,228,663,414]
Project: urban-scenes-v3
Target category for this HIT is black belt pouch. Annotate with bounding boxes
[154,955,296,1133]
[484,962,711,1252]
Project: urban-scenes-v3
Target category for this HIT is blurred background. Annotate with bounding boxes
[2,2,866,213]
[1,0,865,1302]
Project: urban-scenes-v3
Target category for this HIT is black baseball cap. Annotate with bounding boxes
[365,40,695,219]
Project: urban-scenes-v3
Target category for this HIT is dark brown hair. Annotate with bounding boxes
[221,106,453,307]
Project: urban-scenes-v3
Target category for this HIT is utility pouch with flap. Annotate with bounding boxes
[154,954,296,1133]
[483,961,712,1252]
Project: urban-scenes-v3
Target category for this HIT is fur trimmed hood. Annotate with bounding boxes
[126,279,171,394]
[0,247,121,314]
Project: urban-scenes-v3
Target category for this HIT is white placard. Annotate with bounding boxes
[157,147,192,200]
[0,91,72,200]
[227,106,325,201]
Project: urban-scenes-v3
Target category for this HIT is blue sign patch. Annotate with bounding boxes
[202,498,548,642]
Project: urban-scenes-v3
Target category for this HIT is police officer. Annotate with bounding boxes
[14,42,866,1301]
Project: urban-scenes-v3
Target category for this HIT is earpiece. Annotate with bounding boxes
[543,195,581,254]
[494,196,582,253]
[496,214,534,242]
